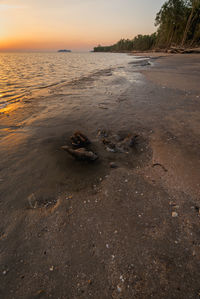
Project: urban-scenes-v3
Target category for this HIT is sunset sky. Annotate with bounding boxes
[0,0,166,51]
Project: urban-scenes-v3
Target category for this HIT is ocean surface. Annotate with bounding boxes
[0,52,140,110]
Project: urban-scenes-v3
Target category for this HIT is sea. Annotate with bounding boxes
[0,52,145,111]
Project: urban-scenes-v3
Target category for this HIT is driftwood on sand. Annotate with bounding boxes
[62,146,98,161]
[62,131,98,161]
[167,47,200,54]
[70,131,91,148]
[62,130,138,161]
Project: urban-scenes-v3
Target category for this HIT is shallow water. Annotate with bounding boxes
[0,52,138,109]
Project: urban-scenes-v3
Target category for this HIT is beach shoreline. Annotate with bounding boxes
[0,54,200,298]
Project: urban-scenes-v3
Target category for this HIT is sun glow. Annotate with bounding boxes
[0,0,165,51]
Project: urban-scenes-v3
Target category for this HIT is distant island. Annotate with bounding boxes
[58,49,71,53]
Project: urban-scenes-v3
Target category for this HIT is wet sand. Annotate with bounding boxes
[0,54,200,298]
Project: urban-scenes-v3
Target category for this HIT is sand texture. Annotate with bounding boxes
[0,54,200,298]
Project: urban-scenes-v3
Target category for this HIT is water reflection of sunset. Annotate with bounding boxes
[0,102,20,115]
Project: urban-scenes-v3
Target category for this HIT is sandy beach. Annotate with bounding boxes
[0,54,200,298]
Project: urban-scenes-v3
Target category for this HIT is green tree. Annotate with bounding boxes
[93,0,200,53]
[155,0,187,47]
[182,0,200,45]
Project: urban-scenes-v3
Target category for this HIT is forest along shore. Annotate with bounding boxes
[94,0,200,53]
[0,54,200,298]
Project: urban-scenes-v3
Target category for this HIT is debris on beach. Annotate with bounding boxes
[62,146,98,161]
[62,131,98,161]
[123,134,138,148]
[116,134,138,152]
[49,266,54,271]
[97,130,109,138]
[109,162,118,168]
[172,211,178,218]
[98,130,138,154]
[2,269,9,276]
[27,193,38,209]
[27,193,58,209]
[62,130,139,162]
[71,131,91,148]
[167,47,200,54]
[102,138,118,153]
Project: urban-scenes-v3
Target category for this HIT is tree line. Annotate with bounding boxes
[94,0,200,52]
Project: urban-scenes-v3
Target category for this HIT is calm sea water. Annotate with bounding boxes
[0,52,135,109]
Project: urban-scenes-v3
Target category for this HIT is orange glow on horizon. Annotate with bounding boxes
[0,34,123,51]
[0,38,99,51]
[0,0,163,51]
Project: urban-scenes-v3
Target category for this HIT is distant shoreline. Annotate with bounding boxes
[93,47,200,55]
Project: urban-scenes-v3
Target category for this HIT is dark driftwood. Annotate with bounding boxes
[71,131,91,148]
[167,47,200,54]
[62,146,98,161]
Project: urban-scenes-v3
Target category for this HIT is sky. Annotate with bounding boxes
[0,0,166,51]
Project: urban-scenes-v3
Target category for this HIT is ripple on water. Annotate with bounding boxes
[0,52,138,109]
